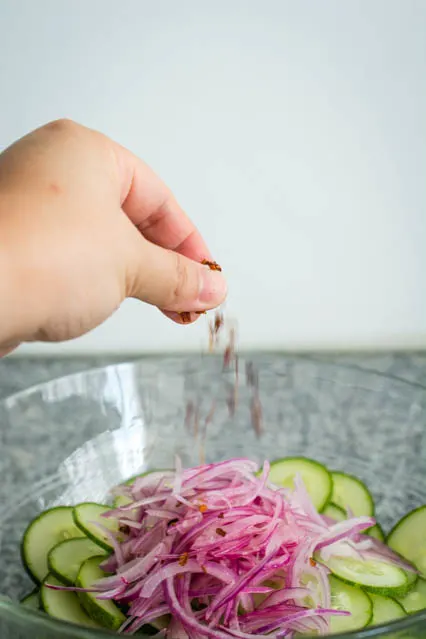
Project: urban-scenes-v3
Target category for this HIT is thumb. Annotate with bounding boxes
[128,236,227,313]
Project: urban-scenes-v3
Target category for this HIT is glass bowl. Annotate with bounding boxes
[0,356,425,639]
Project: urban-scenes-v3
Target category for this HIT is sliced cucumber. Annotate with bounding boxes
[387,506,426,579]
[329,575,372,633]
[369,593,406,626]
[365,524,385,542]
[320,554,410,597]
[22,506,84,583]
[323,503,346,522]
[330,471,374,517]
[76,555,126,630]
[397,578,426,614]
[113,494,133,508]
[41,574,101,628]
[268,457,332,512]
[20,589,40,610]
[48,537,107,586]
[73,503,121,551]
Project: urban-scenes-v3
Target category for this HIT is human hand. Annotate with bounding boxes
[0,119,227,355]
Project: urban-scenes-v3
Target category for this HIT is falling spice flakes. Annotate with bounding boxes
[215,527,227,537]
[179,311,192,324]
[251,394,263,438]
[198,504,208,513]
[182,257,265,461]
[201,259,222,272]
[310,557,317,567]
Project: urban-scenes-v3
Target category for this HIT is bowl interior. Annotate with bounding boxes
[0,356,425,637]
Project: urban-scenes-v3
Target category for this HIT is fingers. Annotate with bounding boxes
[113,142,213,263]
[127,235,227,313]
[0,343,20,358]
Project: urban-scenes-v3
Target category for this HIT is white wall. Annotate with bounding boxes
[1,0,425,354]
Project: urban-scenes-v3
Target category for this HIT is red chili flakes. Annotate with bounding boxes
[216,527,227,537]
[179,312,191,324]
[201,565,207,574]
[214,312,224,334]
[178,552,189,567]
[201,259,222,272]
[199,504,208,513]
[217,512,225,519]
[309,558,317,567]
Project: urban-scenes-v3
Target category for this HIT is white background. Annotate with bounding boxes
[1,0,425,355]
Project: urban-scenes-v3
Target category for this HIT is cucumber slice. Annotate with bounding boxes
[323,503,346,522]
[387,506,426,579]
[320,554,410,597]
[20,589,40,610]
[330,471,374,517]
[268,457,332,512]
[397,578,426,614]
[113,494,133,508]
[365,524,385,542]
[22,506,84,583]
[76,555,126,630]
[329,575,372,633]
[369,593,406,626]
[73,503,121,551]
[48,537,107,586]
[41,574,101,628]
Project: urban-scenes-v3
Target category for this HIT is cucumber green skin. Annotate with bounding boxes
[329,575,373,632]
[326,565,412,599]
[387,505,426,579]
[365,523,385,542]
[48,537,107,586]
[21,506,84,584]
[330,471,375,517]
[369,592,406,626]
[41,574,101,628]
[323,502,346,521]
[397,577,426,614]
[72,503,119,552]
[269,456,333,512]
[318,551,412,599]
[76,556,125,630]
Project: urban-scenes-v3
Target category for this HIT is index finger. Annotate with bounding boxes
[113,141,213,263]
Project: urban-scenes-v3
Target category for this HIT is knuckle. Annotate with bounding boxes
[172,253,188,305]
[44,118,79,136]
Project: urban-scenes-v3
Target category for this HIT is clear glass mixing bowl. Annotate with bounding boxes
[0,356,425,638]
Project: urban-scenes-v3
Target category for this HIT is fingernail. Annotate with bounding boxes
[199,269,228,304]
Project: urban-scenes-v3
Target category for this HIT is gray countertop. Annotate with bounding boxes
[0,352,425,400]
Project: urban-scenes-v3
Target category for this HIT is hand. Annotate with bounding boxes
[0,119,227,354]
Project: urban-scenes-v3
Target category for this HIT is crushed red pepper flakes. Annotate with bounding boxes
[178,552,189,567]
[179,311,191,324]
[217,512,224,519]
[201,259,222,272]
[309,558,317,567]
[199,504,208,513]
[201,565,207,574]
[216,527,227,537]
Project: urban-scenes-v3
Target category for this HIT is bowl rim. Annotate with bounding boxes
[1,359,425,638]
